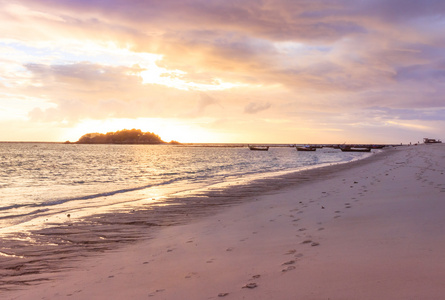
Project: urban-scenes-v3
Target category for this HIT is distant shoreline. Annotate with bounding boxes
[0,141,401,147]
[0,141,63,144]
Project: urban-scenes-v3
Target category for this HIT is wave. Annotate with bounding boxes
[0,208,50,220]
[0,179,180,213]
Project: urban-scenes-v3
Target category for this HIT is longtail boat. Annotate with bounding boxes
[340,146,371,152]
[248,145,269,151]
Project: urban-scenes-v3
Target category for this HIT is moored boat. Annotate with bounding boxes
[340,147,371,152]
[248,145,269,151]
[296,146,316,151]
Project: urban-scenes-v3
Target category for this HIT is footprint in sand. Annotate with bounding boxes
[302,240,320,246]
[282,266,296,272]
[66,290,82,297]
[242,283,258,289]
[185,272,198,279]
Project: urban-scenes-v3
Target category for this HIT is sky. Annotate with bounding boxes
[1,0,444,144]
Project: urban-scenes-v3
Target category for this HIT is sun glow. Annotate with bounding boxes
[65,118,226,143]
[386,121,431,131]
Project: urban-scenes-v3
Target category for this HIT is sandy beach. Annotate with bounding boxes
[4,144,445,300]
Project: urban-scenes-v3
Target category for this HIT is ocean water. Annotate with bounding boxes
[0,143,372,235]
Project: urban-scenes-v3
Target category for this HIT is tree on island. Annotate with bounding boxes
[76,129,173,144]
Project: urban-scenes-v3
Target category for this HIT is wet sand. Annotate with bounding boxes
[4,144,445,299]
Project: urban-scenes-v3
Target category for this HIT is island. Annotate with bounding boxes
[74,129,179,145]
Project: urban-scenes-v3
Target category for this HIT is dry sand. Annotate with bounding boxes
[4,144,445,300]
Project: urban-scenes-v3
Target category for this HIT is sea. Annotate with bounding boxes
[0,142,373,236]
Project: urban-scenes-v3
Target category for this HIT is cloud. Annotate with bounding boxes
[21,61,203,122]
[365,107,445,122]
[2,0,445,142]
[357,0,445,22]
[244,101,271,114]
[5,0,444,95]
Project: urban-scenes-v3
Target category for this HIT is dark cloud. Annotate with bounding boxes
[357,0,445,21]
[24,62,143,88]
[395,63,445,81]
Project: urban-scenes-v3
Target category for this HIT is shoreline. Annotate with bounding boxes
[0,148,391,293]
[0,149,381,292]
[0,148,377,281]
[5,144,445,299]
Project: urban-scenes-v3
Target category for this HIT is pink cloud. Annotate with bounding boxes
[3,0,445,142]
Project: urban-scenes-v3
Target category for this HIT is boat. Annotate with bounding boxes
[424,138,442,144]
[296,146,316,151]
[248,145,269,151]
[340,147,371,152]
